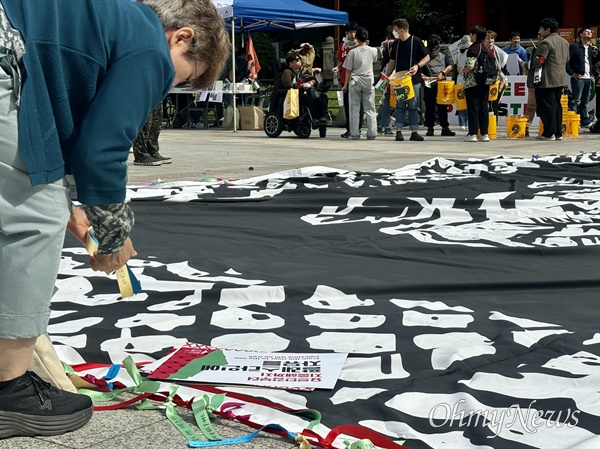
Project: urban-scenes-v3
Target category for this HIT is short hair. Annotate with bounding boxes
[384,25,395,40]
[356,26,369,42]
[540,18,559,34]
[470,25,487,41]
[393,18,409,31]
[486,30,498,39]
[509,30,521,39]
[285,52,300,64]
[578,26,590,37]
[345,21,359,32]
[144,0,231,89]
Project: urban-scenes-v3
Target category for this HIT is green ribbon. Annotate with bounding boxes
[191,394,226,441]
[288,409,321,430]
[165,384,205,441]
[78,356,227,443]
[344,439,378,449]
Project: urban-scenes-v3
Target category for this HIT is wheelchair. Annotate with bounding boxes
[263,85,330,139]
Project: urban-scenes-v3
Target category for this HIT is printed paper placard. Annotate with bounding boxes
[148,343,347,390]
[208,91,223,103]
[195,90,209,102]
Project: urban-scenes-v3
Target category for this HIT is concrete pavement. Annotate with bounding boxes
[126,124,599,186]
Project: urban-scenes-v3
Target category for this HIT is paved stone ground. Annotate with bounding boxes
[126,125,599,186]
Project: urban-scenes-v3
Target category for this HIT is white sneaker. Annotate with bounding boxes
[464,134,477,142]
[478,134,490,142]
[460,125,467,130]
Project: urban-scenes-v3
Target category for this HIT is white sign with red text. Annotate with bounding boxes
[447,75,595,126]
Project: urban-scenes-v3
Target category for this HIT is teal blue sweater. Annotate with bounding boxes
[3,0,174,205]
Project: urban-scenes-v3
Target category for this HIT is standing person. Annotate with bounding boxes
[566,27,595,127]
[132,102,171,165]
[385,18,429,142]
[422,34,456,137]
[332,21,361,138]
[503,31,528,75]
[0,0,229,440]
[590,51,600,133]
[456,34,472,130]
[525,32,544,136]
[342,26,378,140]
[459,25,491,142]
[485,30,509,117]
[377,25,396,136]
[229,46,250,84]
[531,17,569,141]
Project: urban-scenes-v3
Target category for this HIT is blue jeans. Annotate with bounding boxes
[395,82,421,131]
[569,77,592,125]
[458,109,468,127]
[377,91,394,133]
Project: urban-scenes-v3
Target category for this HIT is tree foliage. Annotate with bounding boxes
[307,0,467,44]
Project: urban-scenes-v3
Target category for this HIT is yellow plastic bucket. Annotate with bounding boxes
[506,115,527,138]
[488,114,497,139]
[455,84,467,111]
[560,94,569,115]
[436,80,455,105]
[566,112,580,137]
[477,114,496,139]
[560,110,575,136]
[488,81,500,101]
[389,72,414,107]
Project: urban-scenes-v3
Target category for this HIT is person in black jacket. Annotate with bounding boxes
[566,27,595,127]
[590,52,600,133]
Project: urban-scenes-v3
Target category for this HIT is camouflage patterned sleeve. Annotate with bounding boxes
[80,203,134,255]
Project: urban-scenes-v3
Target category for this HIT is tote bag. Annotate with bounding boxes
[283,89,300,119]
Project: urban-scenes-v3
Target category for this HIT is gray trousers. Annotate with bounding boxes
[0,51,70,339]
[348,76,377,139]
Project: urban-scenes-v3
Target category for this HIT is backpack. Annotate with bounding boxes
[476,47,499,85]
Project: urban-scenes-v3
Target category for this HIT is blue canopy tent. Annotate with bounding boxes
[213,0,349,32]
[212,0,349,130]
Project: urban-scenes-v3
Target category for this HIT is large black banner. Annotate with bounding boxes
[54,155,600,449]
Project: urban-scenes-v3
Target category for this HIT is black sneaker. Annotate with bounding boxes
[410,132,424,141]
[151,152,172,165]
[395,131,404,141]
[426,128,434,136]
[441,127,456,137]
[134,156,162,166]
[0,371,93,438]
[340,131,351,138]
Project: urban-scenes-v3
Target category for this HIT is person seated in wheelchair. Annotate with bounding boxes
[271,52,329,125]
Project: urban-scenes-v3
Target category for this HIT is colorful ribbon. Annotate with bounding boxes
[85,227,141,299]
